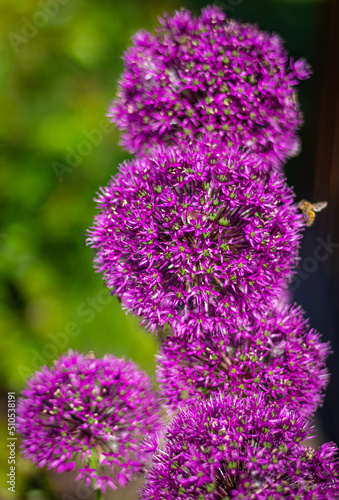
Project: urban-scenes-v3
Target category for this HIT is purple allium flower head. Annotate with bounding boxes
[87,137,304,333]
[140,394,339,500]
[109,5,311,167]
[17,351,162,492]
[157,303,330,418]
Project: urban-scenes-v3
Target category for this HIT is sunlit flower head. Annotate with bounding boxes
[17,351,162,492]
[157,303,330,417]
[141,394,339,500]
[88,137,303,333]
[110,5,311,167]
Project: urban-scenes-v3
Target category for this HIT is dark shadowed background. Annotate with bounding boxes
[1,0,338,498]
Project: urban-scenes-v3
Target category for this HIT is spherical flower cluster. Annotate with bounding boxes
[17,351,162,492]
[110,5,311,166]
[141,395,339,500]
[157,303,330,417]
[87,138,304,332]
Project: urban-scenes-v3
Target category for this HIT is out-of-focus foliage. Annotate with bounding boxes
[0,0,323,498]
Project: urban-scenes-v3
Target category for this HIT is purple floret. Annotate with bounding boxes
[140,394,339,499]
[17,351,162,492]
[157,303,330,418]
[110,5,311,167]
[87,137,304,333]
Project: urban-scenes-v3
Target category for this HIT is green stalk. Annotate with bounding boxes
[89,448,103,500]
[94,489,102,500]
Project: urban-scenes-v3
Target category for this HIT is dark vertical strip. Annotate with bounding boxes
[312,0,339,446]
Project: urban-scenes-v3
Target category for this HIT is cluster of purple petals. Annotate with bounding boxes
[157,303,330,418]
[140,394,339,500]
[16,4,335,498]
[110,5,311,167]
[87,137,304,333]
[17,351,162,492]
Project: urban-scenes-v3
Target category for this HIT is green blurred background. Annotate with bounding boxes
[0,0,337,498]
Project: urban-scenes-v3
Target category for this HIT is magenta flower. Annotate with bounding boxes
[87,137,304,333]
[110,5,311,167]
[157,303,330,418]
[17,351,162,492]
[140,394,339,500]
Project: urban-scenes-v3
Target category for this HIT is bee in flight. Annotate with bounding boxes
[298,199,328,227]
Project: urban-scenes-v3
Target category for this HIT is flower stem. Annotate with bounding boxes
[94,489,102,500]
[90,448,103,500]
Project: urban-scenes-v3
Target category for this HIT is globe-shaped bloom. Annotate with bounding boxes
[157,303,330,417]
[88,138,303,332]
[110,5,311,167]
[140,395,339,500]
[17,351,162,492]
